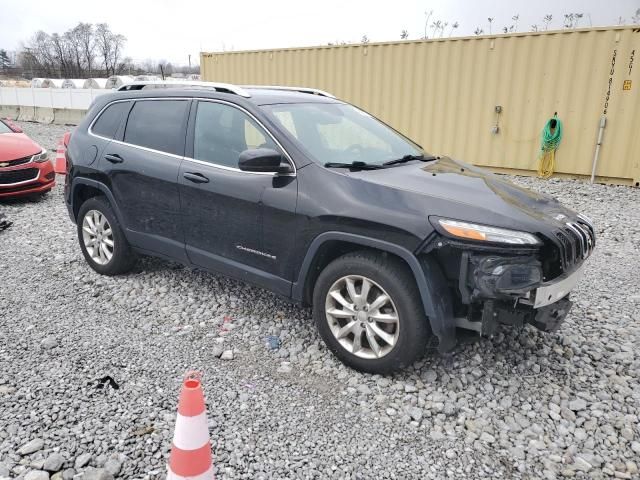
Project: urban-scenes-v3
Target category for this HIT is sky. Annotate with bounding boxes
[1,0,639,66]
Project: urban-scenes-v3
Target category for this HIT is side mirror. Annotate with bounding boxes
[238,148,292,174]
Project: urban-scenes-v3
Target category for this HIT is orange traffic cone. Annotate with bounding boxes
[168,372,214,479]
[54,139,66,174]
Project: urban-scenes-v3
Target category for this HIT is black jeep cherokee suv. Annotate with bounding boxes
[63,83,595,373]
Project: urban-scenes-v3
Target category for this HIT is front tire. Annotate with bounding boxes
[77,196,136,275]
[313,251,430,374]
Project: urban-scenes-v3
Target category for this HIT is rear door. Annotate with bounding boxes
[99,98,190,261]
[178,99,298,296]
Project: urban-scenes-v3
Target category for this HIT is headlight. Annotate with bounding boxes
[437,218,541,245]
[32,149,49,163]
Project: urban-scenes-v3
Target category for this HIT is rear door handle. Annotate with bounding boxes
[183,172,210,184]
[104,153,123,164]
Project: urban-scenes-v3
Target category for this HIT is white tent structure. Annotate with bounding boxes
[83,78,108,89]
[30,78,45,88]
[134,75,159,81]
[41,79,64,88]
[105,75,134,89]
[61,79,85,89]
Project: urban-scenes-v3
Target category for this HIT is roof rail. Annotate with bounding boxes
[242,85,336,98]
[117,80,251,97]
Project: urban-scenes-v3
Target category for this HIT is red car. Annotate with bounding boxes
[0,118,55,198]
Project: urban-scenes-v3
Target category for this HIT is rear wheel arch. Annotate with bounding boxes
[72,184,103,218]
[71,179,123,225]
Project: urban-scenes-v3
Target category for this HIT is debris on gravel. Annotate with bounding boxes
[0,121,639,479]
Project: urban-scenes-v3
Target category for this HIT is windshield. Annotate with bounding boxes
[262,103,424,165]
[0,121,13,134]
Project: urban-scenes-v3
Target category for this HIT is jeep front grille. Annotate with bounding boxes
[554,220,595,271]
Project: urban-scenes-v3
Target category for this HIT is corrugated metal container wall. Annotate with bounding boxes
[202,27,640,185]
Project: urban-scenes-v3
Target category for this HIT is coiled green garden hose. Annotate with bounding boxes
[537,115,563,178]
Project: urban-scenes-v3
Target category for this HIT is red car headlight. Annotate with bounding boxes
[32,149,49,163]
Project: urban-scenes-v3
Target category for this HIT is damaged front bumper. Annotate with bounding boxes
[455,251,587,339]
[456,296,573,338]
[419,241,590,352]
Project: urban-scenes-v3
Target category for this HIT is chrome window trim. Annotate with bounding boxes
[101,138,185,160]
[0,168,40,186]
[88,97,296,177]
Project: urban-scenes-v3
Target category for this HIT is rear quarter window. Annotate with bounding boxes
[91,101,131,139]
[123,100,189,156]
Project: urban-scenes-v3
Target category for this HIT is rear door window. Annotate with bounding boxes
[124,100,189,156]
[91,101,131,139]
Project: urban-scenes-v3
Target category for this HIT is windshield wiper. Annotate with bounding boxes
[324,161,386,170]
[382,154,437,166]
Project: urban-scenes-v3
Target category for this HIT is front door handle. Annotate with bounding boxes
[183,172,210,184]
[104,153,124,164]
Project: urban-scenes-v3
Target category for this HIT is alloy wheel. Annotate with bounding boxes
[325,275,400,359]
[82,209,114,265]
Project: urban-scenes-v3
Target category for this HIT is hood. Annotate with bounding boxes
[344,156,578,231]
[0,133,42,162]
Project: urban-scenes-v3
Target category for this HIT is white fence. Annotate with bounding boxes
[0,87,109,110]
[0,87,111,124]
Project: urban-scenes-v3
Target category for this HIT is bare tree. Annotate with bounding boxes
[400,30,409,40]
[19,22,125,78]
[632,8,640,24]
[361,35,369,44]
[95,23,126,76]
[73,23,96,76]
[0,50,10,71]
[531,24,539,32]
[543,14,553,30]
[487,17,494,34]
[157,60,174,78]
[474,27,484,36]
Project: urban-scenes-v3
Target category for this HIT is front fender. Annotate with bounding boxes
[292,231,456,353]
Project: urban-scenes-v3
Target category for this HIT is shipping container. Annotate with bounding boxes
[202,26,640,186]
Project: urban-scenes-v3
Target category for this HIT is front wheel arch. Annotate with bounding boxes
[294,232,456,353]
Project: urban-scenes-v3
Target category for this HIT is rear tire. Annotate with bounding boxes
[313,251,430,374]
[77,196,136,275]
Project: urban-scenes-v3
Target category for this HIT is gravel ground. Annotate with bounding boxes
[1,121,639,480]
